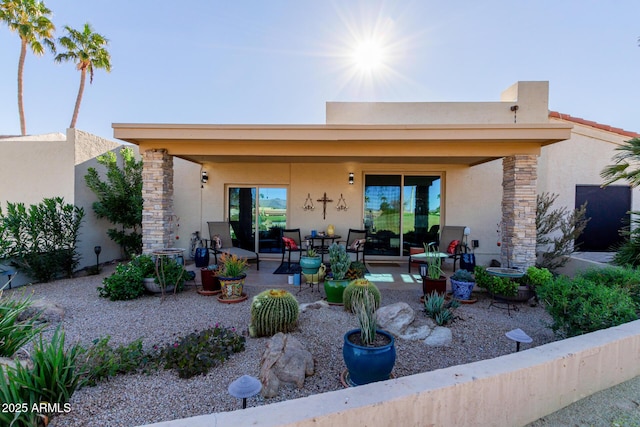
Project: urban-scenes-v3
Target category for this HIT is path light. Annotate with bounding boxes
[94,246,102,274]
[505,328,532,352]
[228,375,261,409]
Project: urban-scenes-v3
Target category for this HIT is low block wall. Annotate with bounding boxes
[143,320,640,427]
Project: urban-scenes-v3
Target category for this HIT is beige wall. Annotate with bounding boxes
[0,133,75,211]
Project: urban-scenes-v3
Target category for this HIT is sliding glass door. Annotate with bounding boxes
[364,174,441,256]
[228,187,287,253]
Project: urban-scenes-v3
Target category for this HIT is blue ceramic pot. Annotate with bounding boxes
[343,329,396,386]
[450,278,475,300]
[299,256,321,274]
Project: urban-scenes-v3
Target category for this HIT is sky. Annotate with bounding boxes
[0,0,639,141]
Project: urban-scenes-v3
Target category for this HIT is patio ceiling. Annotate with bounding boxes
[112,122,573,166]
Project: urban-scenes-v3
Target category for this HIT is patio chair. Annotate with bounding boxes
[343,229,367,263]
[207,221,260,270]
[408,225,467,272]
[281,228,304,264]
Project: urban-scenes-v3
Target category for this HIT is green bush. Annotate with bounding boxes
[537,275,637,337]
[0,293,45,357]
[158,325,245,378]
[474,266,518,296]
[0,328,83,426]
[98,261,145,300]
[79,336,148,386]
[0,197,84,281]
[576,266,640,311]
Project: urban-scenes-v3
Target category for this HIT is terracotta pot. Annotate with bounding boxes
[200,268,220,292]
[422,276,447,295]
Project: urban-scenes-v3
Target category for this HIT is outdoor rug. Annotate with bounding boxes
[273,262,301,274]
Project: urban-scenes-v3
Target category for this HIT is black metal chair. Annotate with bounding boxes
[281,228,304,265]
[344,229,367,263]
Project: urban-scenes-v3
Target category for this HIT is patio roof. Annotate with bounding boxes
[112,122,573,166]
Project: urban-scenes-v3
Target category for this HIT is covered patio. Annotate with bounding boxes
[113,81,573,270]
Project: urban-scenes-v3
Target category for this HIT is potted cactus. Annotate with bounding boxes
[324,243,350,305]
[421,243,447,296]
[299,246,321,275]
[249,289,299,337]
[343,288,396,386]
[343,278,381,313]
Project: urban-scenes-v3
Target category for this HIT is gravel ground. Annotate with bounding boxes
[4,262,636,427]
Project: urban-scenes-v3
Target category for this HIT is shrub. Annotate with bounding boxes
[158,325,245,378]
[345,261,367,280]
[0,328,83,425]
[423,291,459,326]
[0,293,44,357]
[474,266,518,296]
[84,147,143,258]
[79,336,148,386]
[0,197,84,281]
[537,275,637,337]
[98,261,145,301]
[576,266,640,311]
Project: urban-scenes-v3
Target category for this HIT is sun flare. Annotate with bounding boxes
[352,39,385,72]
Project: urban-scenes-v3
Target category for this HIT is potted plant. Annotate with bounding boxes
[342,288,396,386]
[217,253,249,302]
[299,246,321,275]
[324,243,351,305]
[449,269,476,301]
[199,264,221,295]
[141,255,186,294]
[474,265,520,299]
[421,243,447,296]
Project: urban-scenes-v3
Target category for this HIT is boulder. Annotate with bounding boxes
[400,324,432,341]
[259,333,314,398]
[17,299,65,323]
[377,302,415,336]
[424,326,452,347]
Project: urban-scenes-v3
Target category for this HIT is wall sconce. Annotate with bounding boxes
[463,226,471,244]
[201,171,209,184]
[349,172,354,185]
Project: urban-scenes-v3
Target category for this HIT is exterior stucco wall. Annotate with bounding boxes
[540,118,640,214]
[0,133,75,211]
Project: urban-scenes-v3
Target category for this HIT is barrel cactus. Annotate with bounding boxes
[249,289,299,337]
[343,278,381,313]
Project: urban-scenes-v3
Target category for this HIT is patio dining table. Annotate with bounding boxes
[305,234,341,263]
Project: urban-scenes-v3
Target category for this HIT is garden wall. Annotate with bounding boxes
[142,319,640,427]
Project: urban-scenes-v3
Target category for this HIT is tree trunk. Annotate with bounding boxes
[69,69,86,129]
[17,39,27,135]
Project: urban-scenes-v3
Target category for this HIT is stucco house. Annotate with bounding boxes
[113,81,640,270]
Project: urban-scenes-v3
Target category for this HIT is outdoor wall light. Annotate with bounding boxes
[348,172,354,185]
[201,171,209,184]
[463,227,471,245]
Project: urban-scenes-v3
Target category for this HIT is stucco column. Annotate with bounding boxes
[142,149,174,253]
[501,155,537,269]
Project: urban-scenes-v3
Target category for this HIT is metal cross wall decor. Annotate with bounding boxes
[317,192,333,220]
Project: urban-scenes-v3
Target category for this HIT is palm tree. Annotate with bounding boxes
[55,23,111,129]
[600,137,640,187]
[0,0,55,135]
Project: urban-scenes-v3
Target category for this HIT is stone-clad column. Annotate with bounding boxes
[501,155,537,269]
[142,149,174,253]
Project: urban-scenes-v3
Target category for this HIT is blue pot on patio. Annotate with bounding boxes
[343,329,396,386]
[450,278,475,300]
[299,256,321,274]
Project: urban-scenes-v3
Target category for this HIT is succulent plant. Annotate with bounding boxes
[328,243,350,280]
[249,289,299,337]
[345,261,367,280]
[343,278,381,313]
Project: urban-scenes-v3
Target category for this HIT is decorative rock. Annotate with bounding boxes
[259,333,314,398]
[0,357,32,372]
[299,300,329,313]
[376,302,415,336]
[424,326,452,347]
[400,324,432,341]
[17,299,65,323]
